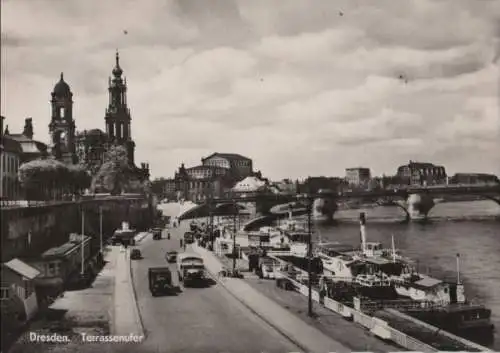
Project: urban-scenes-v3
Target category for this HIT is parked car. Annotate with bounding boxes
[131,249,142,260]
[165,250,178,263]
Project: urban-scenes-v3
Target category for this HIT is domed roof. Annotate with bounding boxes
[112,51,123,77]
[87,128,105,136]
[53,72,72,97]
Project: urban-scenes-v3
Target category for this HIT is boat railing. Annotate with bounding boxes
[359,299,445,312]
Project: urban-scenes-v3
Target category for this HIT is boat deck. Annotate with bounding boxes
[374,309,483,352]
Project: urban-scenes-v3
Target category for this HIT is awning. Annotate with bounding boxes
[3,258,40,280]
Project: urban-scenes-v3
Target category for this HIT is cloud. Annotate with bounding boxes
[1,0,499,180]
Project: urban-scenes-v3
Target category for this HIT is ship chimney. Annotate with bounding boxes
[391,235,396,263]
[359,212,367,254]
[456,253,461,284]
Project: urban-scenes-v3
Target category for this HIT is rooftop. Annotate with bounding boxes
[202,152,251,161]
[3,258,40,280]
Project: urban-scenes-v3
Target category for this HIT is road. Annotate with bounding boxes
[131,222,300,353]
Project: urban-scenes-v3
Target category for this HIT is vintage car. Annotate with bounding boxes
[165,250,178,263]
[131,249,142,260]
[152,228,162,240]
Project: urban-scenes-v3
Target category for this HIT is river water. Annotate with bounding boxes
[314,200,500,349]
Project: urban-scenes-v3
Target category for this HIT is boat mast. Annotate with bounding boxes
[359,212,367,255]
[391,235,396,263]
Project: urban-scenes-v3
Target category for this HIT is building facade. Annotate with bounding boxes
[201,153,253,180]
[0,259,40,321]
[396,161,447,186]
[72,51,148,180]
[449,173,499,185]
[345,167,371,187]
[1,117,22,200]
[48,74,77,164]
[4,118,48,164]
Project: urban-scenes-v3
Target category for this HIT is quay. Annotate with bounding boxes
[177,204,494,352]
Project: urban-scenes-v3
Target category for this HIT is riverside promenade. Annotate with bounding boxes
[192,243,351,353]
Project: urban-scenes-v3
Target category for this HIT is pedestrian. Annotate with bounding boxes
[180,238,183,248]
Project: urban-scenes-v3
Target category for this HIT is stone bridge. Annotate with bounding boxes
[202,185,500,222]
[1,195,153,262]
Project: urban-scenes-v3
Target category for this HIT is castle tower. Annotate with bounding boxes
[104,51,135,164]
[49,73,77,164]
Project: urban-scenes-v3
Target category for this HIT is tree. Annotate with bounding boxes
[92,145,134,195]
[18,158,90,200]
[67,164,92,194]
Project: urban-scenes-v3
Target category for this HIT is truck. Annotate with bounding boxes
[110,222,137,246]
[177,252,205,287]
[148,267,173,296]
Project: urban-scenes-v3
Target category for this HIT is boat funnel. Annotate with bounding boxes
[359,212,367,254]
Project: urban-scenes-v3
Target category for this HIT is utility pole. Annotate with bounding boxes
[81,207,85,275]
[232,201,237,273]
[307,196,313,317]
[99,206,103,254]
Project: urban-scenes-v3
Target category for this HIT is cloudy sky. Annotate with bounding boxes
[2,0,499,180]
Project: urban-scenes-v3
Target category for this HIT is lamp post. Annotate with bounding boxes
[306,196,313,317]
[232,201,238,273]
[81,207,85,275]
[99,206,103,254]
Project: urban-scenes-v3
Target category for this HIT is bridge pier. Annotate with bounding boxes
[313,197,338,222]
[396,193,436,221]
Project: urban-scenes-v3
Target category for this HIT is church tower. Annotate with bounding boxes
[104,51,135,165]
[49,73,77,164]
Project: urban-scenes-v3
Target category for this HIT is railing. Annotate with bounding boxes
[275,269,490,352]
[1,194,146,210]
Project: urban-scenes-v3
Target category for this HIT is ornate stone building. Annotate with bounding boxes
[48,74,77,164]
[169,153,258,202]
[73,51,149,180]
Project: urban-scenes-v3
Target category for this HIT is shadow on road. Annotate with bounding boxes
[183,278,217,289]
[65,258,108,292]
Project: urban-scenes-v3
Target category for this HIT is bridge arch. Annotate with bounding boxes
[484,195,500,206]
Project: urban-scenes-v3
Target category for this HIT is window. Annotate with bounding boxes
[47,262,57,276]
[0,287,10,300]
[23,280,31,299]
[60,107,65,118]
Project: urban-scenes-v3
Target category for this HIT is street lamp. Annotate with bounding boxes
[232,201,238,274]
[306,195,313,317]
[297,193,314,317]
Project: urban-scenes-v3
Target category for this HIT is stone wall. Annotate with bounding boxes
[1,199,153,263]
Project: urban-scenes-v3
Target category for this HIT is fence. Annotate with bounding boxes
[280,272,439,352]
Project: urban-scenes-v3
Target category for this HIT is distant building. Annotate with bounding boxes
[232,176,268,194]
[449,173,499,185]
[201,153,253,180]
[397,160,447,186]
[345,167,371,187]
[4,117,48,164]
[1,116,23,200]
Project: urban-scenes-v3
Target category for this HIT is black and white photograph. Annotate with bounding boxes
[1,0,499,352]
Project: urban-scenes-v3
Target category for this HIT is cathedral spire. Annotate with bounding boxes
[112,50,123,77]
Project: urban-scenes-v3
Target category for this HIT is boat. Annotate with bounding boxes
[354,212,495,339]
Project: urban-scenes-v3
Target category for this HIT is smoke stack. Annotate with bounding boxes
[359,212,367,254]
